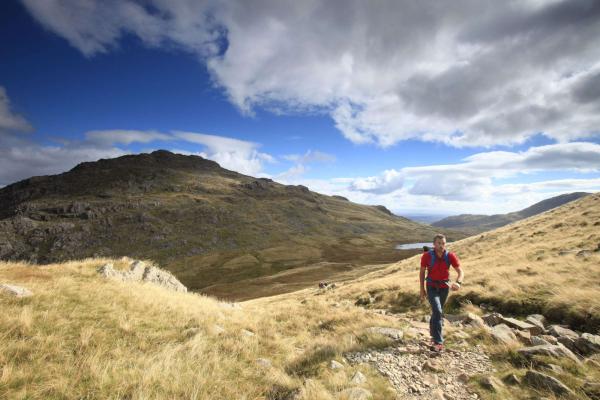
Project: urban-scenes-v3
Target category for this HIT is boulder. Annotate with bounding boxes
[524,370,574,396]
[482,312,504,327]
[490,324,518,345]
[531,336,552,346]
[517,344,581,364]
[481,375,504,392]
[574,333,600,355]
[526,314,547,331]
[330,360,344,370]
[141,265,188,292]
[501,317,543,335]
[0,283,33,298]
[97,261,187,292]
[557,336,577,352]
[515,330,532,345]
[464,312,486,328]
[539,334,558,345]
[548,325,579,339]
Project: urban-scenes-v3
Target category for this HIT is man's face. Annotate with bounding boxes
[434,238,446,253]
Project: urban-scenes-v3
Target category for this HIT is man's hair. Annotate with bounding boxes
[433,234,446,243]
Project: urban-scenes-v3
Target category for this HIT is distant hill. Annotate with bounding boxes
[431,192,590,234]
[0,149,462,298]
[403,214,451,224]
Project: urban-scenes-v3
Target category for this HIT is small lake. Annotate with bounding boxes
[395,242,453,250]
[395,242,431,250]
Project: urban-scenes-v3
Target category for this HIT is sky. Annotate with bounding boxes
[1,0,599,216]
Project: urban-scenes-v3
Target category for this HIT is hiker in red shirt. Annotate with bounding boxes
[419,234,464,352]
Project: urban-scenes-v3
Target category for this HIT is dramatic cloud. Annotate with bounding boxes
[347,142,600,200]
[22,0,600,147]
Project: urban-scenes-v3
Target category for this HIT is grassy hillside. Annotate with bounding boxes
[1,192,599,399]
[327,192,600,332]
[0,257,402,399]
[0,150,461,299]
[432,192,589,235]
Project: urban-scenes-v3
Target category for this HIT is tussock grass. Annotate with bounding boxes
[0,257,400,399]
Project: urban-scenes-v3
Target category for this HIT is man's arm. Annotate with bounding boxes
[419,254,427,300]
[450,253,464,284]
[419,266,427,300]
[455,266,464,283]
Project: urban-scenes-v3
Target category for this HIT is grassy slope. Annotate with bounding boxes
[0,150,458,300]
[317,192,600,331]
[1,257,402,399]
[2,193,599,399]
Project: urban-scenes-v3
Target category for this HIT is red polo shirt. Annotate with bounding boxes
[421,251,460,288]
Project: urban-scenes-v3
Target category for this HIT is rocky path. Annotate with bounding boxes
[345,337,492,400]
[339,303,600,400]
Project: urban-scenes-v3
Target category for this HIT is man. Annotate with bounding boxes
[419,234,464,352]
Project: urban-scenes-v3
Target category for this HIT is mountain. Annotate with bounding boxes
[1,191,598,399]
[431,192,590,234]
[0,149,461,299]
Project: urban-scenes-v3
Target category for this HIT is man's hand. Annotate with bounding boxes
[420,288,426,302]
[450,282,461,291]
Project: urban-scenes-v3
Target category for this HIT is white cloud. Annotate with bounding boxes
[282,150,335,163]
[276,174,600,216]
[0,87,131,186]
[0,133,130,186]
[277,149,336,181]
[349,169,404,194]
[85,129,172,145]
[171,130,275,176]
[0,86,32,132]
[0,84,278,185]
[346,142,600,201]
[21,0,600,148]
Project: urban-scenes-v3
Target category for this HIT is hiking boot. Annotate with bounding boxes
[430,343,444,352]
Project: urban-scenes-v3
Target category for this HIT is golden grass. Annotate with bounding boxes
[284,192,600,332]
[0,257,404,399]
[1,192,599,399]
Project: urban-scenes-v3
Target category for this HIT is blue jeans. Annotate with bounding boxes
[427,285,449,344]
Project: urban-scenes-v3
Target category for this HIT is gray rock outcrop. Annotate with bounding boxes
[0,283,33,297]
[490,323,518,345]
[524,370,574,396]
[97,260,187,292]
[517,344,581,364]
